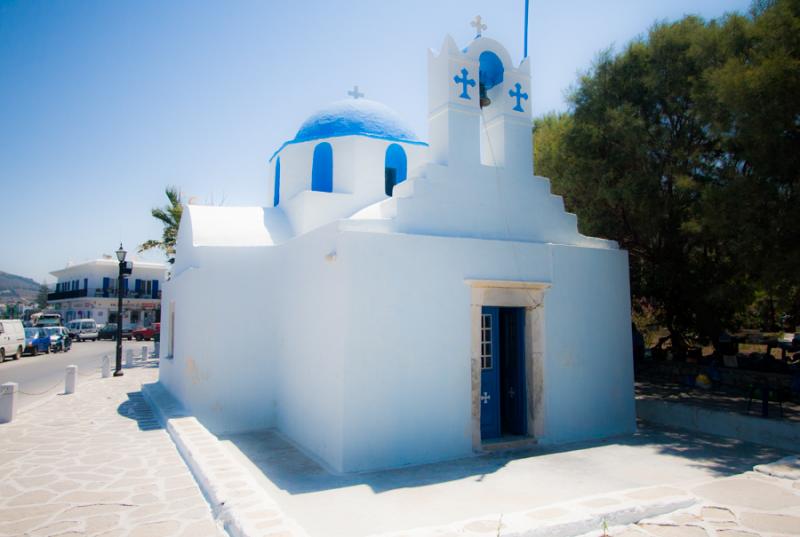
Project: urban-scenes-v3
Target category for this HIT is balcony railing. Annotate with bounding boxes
[48,288,162,301]
[47,289,88,301]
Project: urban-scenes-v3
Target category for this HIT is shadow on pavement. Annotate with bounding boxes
[117,390,163,431]
[220,421,787,496]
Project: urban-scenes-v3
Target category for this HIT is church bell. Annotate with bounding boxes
[479,82,491,108]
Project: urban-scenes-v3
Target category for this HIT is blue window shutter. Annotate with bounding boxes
[135,279,142,292]
[102,277,109,298]
[311,142,333,192]
[273,158,281,207]
[123,279,129,293]
[84,278,88,290]
[152,280,159,298]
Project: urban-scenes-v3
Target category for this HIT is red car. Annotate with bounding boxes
[132,322,160,341]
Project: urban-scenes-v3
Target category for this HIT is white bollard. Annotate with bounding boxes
[125,349,134,368]
[154,341,160,358]
[101,355,111,378]
[0,382,18,423]
[141,346,148,361]
[65,365,77,394]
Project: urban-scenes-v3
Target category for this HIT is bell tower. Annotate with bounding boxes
[427,21,533,175]
[427,35,481,170]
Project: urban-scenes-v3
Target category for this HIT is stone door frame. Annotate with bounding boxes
[465,279,549,450]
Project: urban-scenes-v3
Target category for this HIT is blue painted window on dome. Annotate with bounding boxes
[311,142,333,192]
[384,143,407,197]
[273,158,281,207]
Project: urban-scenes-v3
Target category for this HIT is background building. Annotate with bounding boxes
[48,256,167,328]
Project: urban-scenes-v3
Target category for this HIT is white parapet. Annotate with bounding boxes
[125,349,134,368]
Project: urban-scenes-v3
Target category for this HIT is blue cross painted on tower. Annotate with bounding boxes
[509,83,529,112]
[454,68,476,100]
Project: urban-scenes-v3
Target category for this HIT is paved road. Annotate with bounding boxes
[0,339,154,411]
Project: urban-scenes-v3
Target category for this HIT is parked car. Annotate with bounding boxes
[66,319,99,342]
[0,319,25,362]
[132,323,160,341]
[33,312,62,327]
[24,327,51,356]
[43,326,71,352]
[97,323,133,341]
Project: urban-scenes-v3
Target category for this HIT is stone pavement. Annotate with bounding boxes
[611,456,800,537]
[0,363,225,537]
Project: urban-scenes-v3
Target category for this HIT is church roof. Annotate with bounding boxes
[270,99,426,161]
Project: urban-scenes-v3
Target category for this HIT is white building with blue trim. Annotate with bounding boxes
[48,256,167,328]
[158,29,636,473]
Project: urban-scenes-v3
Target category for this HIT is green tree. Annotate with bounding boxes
[701,0,800,328]
[36,282,49,310]
[534,0,799,349]
[139,187,183,264]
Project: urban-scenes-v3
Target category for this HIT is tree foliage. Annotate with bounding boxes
[36,282,49,310]
[533,0,800,350]
[139,187,183,264]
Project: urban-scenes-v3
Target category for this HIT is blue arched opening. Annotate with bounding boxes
[384,143,407,197]
[273,158,281,207]
[311,142,333,192]
[479,51,504,90]
[479,51,504,106]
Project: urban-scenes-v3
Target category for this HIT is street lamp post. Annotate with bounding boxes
[114,243,126,377]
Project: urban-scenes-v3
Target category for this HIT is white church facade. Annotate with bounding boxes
[158,28,636,473]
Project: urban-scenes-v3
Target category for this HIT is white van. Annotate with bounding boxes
[0,319,25,362]
[66,319,99,342]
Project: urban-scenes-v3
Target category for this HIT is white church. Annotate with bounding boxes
[158,24,636,473]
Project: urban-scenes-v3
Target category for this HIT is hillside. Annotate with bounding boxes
[0,270,41,302]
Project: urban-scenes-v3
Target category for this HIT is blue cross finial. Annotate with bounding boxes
[454,68,476,100]
[509,83,529,112]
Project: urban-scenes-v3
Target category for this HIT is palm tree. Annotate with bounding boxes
[139,187,183,264]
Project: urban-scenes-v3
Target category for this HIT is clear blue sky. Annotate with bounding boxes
[1,0,750,283]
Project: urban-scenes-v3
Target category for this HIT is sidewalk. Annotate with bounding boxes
[0,362,224,537]
[610,457,800,536]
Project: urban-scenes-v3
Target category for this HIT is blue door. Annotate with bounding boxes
[500,308,527,436]
[480,307,501,439]
[480,306,527,441]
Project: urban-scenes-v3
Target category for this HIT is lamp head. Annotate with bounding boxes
[116,243,127,263]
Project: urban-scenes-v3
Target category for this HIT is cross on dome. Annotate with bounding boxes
[347,85,365,99]
[471,15,487,37]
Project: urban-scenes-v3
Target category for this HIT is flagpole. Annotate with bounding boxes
[524,0,530,58]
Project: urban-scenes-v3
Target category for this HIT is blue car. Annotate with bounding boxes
[24,327,51,356]
[43,327,71,353]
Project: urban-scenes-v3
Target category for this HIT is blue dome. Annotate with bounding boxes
[293,99,420,144]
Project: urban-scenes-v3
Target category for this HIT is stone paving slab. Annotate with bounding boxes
[609,470,800,536]
[369,489,696,537]
[0,363,225,537]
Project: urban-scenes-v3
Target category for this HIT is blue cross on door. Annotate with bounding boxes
[454,68,476,100]
[509,83,529,112]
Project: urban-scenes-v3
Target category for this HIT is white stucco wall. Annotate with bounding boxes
[161,225,634,473]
